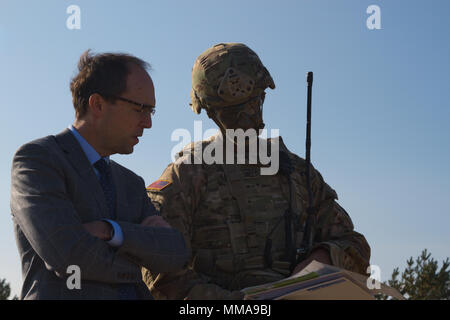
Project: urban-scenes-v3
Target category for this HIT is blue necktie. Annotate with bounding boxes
[94,159,116,219]
[94,159,137,299]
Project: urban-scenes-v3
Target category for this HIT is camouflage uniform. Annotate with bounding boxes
[142,43,370,299]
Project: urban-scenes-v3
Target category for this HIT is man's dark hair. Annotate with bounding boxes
[70,50,151,119]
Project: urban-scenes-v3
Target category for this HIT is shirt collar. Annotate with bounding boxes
[68,125,110,165]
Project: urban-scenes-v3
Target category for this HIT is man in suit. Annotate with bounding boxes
[10,50,188,300]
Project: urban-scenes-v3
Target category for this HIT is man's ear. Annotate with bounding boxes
[88,93,106,118]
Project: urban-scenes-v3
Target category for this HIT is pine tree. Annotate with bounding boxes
[377,249,450,300]
[0,278,12,300]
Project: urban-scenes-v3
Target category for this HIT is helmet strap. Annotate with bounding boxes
[206,107,228,136]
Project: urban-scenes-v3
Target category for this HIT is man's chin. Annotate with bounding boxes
[117,146,134,155]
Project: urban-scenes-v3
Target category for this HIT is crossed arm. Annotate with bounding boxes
[11,142,187,284]
[83,215,171,241]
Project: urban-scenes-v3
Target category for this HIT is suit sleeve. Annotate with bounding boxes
[308,164,371,275]
[10,143,142,283]
[115,177,188,273]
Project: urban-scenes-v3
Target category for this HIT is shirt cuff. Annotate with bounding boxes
[102,219,124,247]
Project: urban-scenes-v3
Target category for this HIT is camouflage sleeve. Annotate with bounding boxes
[308,164,371,275]
[141,157,243,299]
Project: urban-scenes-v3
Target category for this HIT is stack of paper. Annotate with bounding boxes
[242,260,404,300]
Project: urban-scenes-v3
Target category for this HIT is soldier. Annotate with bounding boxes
[142,43,371,299]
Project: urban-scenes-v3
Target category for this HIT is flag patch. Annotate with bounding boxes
[146,179,172,191]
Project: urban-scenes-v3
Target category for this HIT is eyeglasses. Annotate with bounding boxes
[109,95,156,116]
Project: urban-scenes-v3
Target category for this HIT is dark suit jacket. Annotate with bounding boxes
[10,129,188,299]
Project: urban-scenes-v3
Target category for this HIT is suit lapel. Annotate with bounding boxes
[54,129,110,219]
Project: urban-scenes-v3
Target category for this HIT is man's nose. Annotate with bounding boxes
[141,114,152,129]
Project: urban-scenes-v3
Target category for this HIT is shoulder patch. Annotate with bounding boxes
[146,179,172,191]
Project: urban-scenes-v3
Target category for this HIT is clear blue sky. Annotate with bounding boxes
[1,0,449,298]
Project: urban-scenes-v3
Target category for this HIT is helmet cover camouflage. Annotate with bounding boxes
[190,43,275,114]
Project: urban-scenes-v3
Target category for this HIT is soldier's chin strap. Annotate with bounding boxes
[206,95,265,136]
[206,108,228,136]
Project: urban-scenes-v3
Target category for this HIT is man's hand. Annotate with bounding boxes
[83,220,113,241]
[141,215,171,228]
[292,247,332,275]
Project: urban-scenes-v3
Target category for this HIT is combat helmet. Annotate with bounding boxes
[190,43,275,115]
